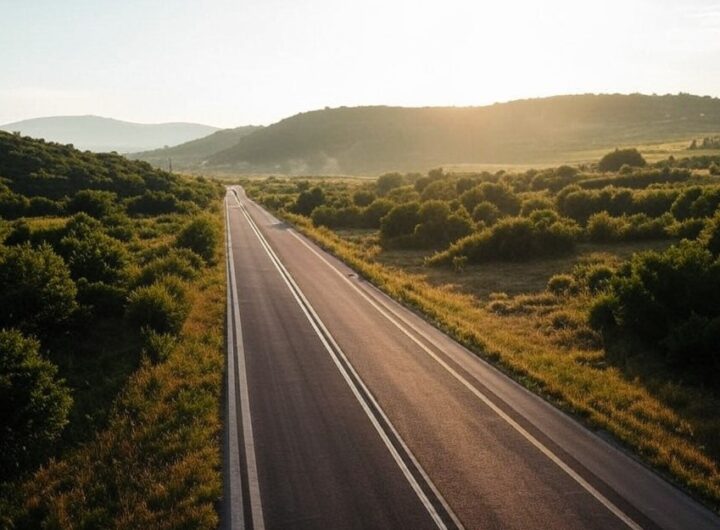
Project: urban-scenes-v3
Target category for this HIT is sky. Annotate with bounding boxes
[2,0,720,127]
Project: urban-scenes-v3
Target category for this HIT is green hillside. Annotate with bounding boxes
[130,125,262,169]
[207,93,720,174]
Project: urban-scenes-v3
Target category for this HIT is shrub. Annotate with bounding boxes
[586,211,624,242]
[292,187,325,216]
[352,190,375,207]
[585,265,614,293]
[58,230,129,284]
[666,218,706,240]
[460,183,520,215]
[0,329,72,479]
[598,148,646,172]
[362,199,394,228]
[0,243,77,335]
[126,191,183,215]
[175,216,220,264]
[547,274,575,295]
[472,201,501,225]
[413,200,473,248]
[66,190,118,218]
[588,241,720,383]
[430,215,578,265]
[520,197,554,216]
[126,282,189,335]
[136,249,203,286]
[701,213,720,255]
[379,202,420,241]
[76,278,128,317]
[376,173,405,195]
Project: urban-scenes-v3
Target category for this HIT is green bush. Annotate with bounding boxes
[175,216,220,264]
[430,214,578,265]
[0,329,72,479]
[76,278,128,317]
[0,243,77,335]
[66,190,118,218]
[586,211,624,242]
[362,199,394,228]
[58,230,129,284]
[413,200,473,248]
[136,248,203,286]
[140,328,176,364]
[598,148,646,172]
[588,241,720,383]
[292,187,325,216]
[380,202,420,241]
[700,212,720,255]
[472,201,501,225]
[126,282,189,335]
[352,190,375,207]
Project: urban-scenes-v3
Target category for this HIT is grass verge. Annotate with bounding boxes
[283,211,720,511]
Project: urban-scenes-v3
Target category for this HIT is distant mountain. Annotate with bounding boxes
[206,93,720,174]
[0,115,219,153]
[129,125,263,169]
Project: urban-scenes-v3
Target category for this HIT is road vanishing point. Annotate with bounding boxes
[222,187,720,530]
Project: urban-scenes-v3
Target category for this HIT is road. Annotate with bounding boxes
[222,187,720,530]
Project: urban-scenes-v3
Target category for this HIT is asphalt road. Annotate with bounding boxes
[223,187,720,530]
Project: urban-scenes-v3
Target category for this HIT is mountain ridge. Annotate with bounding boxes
[0,115,220,153]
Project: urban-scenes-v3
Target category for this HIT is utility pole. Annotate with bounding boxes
[168,157,173,173]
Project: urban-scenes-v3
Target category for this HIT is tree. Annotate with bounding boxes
[0,329,72,478]
[0,243,77,335]
[598,148,646,172]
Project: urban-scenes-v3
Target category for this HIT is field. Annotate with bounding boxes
[241,149,720,510]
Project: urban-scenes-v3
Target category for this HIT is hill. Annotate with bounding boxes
[0,115,219,153]
[129,125,262,169]
[207,93,720,174]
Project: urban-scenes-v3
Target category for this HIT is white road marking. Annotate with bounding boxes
[226,194,266,530]
[232,192,458,530]
[247,197,644,530]
[224,197,245,530]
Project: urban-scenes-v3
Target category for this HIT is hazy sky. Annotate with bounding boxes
[2,0,720,127]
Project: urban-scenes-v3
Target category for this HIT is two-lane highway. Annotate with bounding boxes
[223,187,720,529]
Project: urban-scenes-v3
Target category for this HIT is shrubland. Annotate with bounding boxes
[0,132,225,528]
[242,147,720,509]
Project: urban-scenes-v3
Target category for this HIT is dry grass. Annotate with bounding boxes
[285,213,720,510]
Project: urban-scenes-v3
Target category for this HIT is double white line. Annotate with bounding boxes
[229,189,463,530]
[225,195,265,530]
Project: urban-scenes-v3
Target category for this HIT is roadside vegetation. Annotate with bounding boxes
[242,149,720,509]
[0,131,225,528]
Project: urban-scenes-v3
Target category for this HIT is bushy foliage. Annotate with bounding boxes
[126,281,189,335]
[471,201,501,225]
[362,199,394,228]
[0,243,77,335]
[586,211,673,243]
[557,185,678,222]
[380,202,420,241]
[0,329,72,479]
[413,201,473,248]
[430,213,578,265]
[352,189,375,207]
[292,186,325,216]
[175,216,220,264]
[136,248,203,286]
[598,148,646,172]
[460,182,520,215]
[589,241,720,384]
[376,172,405,195]
[66,190,118,218]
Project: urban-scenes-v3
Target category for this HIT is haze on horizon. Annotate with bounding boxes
[3,0,720,128]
